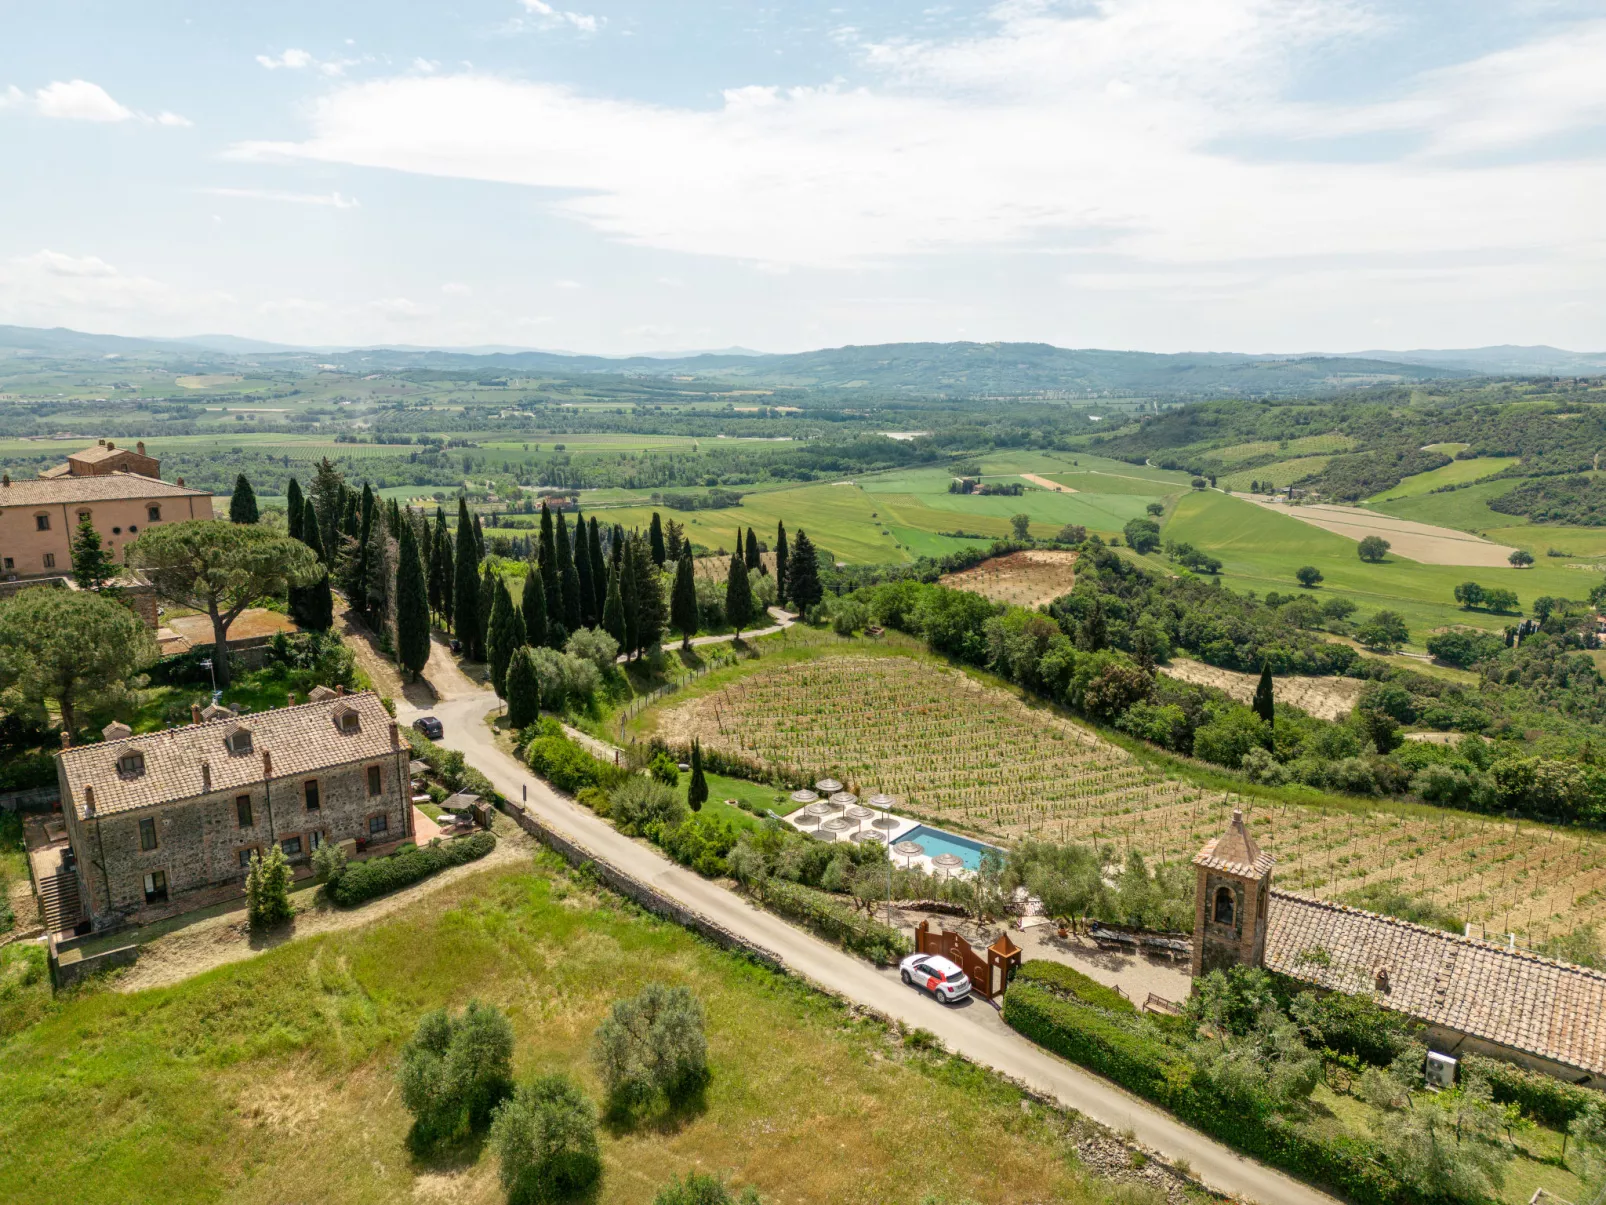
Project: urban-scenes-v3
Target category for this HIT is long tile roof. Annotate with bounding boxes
[0,472,209,507]
[58,691,400,820]
[1265,889,1606,1077]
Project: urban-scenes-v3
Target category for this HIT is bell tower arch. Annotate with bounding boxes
[1191,808,1275,978]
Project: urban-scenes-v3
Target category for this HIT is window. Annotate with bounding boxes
[34,513,49,531]
[129,524,138,534]
[118,752,145,776]
[78,510,91,523]
[111,526,122,535]
[339,711,360,733]
[42,553,56,569]
[281,836,303,856]
[1213,885,1236,926]
[143,870,168,904]
[304,780,320,810]
[236,795,253,828]
[367,766,382,796]
[229,730,253,754]
[139,817,158,851]
[368,813,389,836]
[310,830,326,850]
[147,505,161,522]
[238,847,256,869]
[2,558,11,570]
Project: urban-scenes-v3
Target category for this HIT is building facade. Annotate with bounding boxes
[56,690,414,929]
[0,441,213,580]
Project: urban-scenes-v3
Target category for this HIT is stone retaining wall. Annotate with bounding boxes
[48,934,138,988]
[498,799,782,971]
[0,786,59,813]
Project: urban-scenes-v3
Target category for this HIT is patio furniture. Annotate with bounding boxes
[804,800,836,818]
[931,852,965,879]
[815,778,843,794]
[829,791,858,808]
[852,829,887,845]
[865,793,895,809]
[893,840,925,868]
[789,789,820,806]
[819,817,855,838]
[793,812,820,827]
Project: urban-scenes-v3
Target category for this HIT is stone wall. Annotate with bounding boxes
[499,798,783,971]
[49,934,138,988]
[66,747,412,927]
[0,786,59,813]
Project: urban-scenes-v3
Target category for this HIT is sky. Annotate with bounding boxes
[0,0,1602,355]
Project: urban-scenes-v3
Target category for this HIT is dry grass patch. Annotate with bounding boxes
[940,549,1079,609]
[1158,658,1364,721]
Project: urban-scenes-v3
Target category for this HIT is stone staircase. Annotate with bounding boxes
[36,870,84,934]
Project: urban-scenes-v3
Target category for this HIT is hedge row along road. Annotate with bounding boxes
[397,687,1337,1205]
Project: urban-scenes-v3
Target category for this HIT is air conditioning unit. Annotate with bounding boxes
[1425,1051,1458,1090]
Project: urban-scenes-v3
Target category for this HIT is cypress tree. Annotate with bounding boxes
[745,526,761,572]
[364,498,394,637]
[620,536,643,658]
[649,512,666,567]
[538,503,560,625]
[573,508,595,627]
[229,474,259,524]
[635,534,666,652]
[556,511,581,632]
[396,520,431,681]
[505,647,542,730]
[433,511,454,627]
[774,521,789,607]
[787,529,822,612]
[354,483,376,614]
[664,518,684,562]
[309,457,343,553]
[611,524,624,571]
[453,496,483,658]
[521,567,548,649]
[340,487,359,540]
[588,518,606,621]
[479,563,496,658]
[688,739,708,812]
[286,478,304,541]
[298,498,334,631]
[473,512,486,563]
[1253,662,1275,729]
[671,548,699,650]
[602,562,626,651]
[725,545,755,637]
[487,578,526,698]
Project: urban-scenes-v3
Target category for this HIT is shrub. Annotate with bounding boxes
[329,833,496,906]
[489,1074,601,1204]
[565,627,620,674]
[527,647,601,711]
[660,813,740,877]
[245,844,293,931]
[525,733,628,796]
[763,879,910,965]
[311,840,348,884]
[609,777,686,837]
[649,751,680,786]
[592,983,709,1111]
[399,1001,515,1150]
[1014,959,1134,1013]
[1461,1053,1598,1128]
[575,786,611,816]
[652,1172,762,1205]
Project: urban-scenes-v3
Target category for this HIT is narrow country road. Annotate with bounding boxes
[399,689,1337,1205]
[615,605,796,663]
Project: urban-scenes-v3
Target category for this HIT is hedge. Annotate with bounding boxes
[329,833,497,906]
[1002,982,1435,1205]
[404,728,501,803]
[1463,1053,1598,1127]
[524,733,629,797]
[763,879,910,965]
[1014,959,1135,1014]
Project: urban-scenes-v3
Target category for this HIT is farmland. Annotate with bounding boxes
[1157,659,1363,721]
[645,644,1606,948]
[940,549,1080,608]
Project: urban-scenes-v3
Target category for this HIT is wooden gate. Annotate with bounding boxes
[914,921,1022,1001]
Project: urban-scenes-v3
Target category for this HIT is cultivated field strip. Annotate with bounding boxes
[656,653,1606,947]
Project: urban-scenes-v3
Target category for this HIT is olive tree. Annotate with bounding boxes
[0,586,157,738]
[591,982,708,1111]
[129,520,319,686]
[489,1074,601,1203]
[398,1001,515,1150]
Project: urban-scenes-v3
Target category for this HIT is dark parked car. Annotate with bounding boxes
[412,716,444,740]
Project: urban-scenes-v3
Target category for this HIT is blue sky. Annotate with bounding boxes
[1,0,1603,354]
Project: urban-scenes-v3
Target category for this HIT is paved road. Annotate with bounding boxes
[400,689,1336,1205]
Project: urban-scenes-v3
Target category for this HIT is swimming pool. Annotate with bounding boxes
[894,825,1002,872]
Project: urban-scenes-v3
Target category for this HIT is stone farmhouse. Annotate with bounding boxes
[0,439,212,581]
[1194,810,1606,1087]
[56,689,414,930]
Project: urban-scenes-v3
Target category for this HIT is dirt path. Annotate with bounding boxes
[1020,472,1078,494]
[332,597,408,699]
[114,820,533,992]
[422,629,482,701]
[1244,497,1518,566]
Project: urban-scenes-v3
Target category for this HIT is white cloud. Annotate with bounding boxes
[203,187,360,209]
[255,47,360,76]
[20,250,120,277]
[0,250,228,329]
[370,297,435,319]
[413,58,441,73]
[32,79,134,122]
[553,278,582,289]
[156,110,192,127]
[228,0,1606,311]
[441,281,472,295]
[519,0,600,34]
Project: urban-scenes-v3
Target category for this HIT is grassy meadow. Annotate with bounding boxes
[0,854,1127,1205]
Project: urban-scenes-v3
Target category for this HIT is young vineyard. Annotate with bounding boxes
[653,652,1606,949]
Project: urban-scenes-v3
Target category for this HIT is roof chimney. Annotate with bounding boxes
[137,441,145,455]
[288,692,297,708]
[106,441,114,451]
[2,474,9,488]
[262,749,272,778]
[83,785,95,815]
[191,702,202,725]
[335,684,345,696]
[390,721,399,747]
[176,477,185,487]
[60,730,71,749]
[201,762,211,792]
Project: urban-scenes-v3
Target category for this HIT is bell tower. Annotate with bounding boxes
[1191,808,1275,978]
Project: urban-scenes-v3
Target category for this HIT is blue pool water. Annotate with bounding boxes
[895,825,1002,871]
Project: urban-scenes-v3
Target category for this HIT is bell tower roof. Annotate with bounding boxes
[1194,809,1275,879]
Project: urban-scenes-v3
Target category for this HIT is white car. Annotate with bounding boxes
[899,953,971,1003]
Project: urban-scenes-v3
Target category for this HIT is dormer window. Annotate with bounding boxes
[227,727,253,754]
[117,751,146,776]
[337,710,360,734]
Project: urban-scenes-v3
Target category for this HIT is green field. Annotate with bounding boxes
[1160,491,1596,641]
[1203,432,1355,467]
[0,851,1109,1205]
[1365,456,1517,502]
[1218,455,1333,492]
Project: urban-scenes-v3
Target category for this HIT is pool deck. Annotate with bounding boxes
[783,807,998,878]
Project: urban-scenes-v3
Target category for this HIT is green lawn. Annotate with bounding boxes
[1161,491,1590,642]
[0,856,1111,1205]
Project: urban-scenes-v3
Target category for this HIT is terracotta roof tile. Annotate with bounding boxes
[58,691,398,820]
[1194,810,1275,878]
[0,473,208,507]
[1266,889,1606,1077]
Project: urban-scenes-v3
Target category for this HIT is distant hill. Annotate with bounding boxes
[7,323,1601,398]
